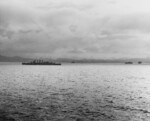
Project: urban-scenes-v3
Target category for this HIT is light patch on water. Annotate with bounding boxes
[0,64,150,121]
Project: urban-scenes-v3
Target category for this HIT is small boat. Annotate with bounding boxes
[138,61,142,64]
[125,62,133,64]
[22,60,61,65]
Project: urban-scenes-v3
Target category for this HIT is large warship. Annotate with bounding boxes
[22,60,61,65]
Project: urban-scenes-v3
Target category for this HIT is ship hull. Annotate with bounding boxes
[22,63,61,65]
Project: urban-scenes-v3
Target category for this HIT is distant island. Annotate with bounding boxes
[0,55,32,62]
[0,54,148,64]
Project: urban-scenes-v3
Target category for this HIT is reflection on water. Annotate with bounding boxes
[0,64,150,121]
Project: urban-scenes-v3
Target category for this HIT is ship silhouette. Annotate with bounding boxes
[22,60,61,65]
[125,62,133,64]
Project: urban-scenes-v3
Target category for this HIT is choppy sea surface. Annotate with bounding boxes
[0,63,150,121]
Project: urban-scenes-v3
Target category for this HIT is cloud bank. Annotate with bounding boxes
[1,0,150,58]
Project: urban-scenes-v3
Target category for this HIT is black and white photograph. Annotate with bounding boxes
[0,0,150,121]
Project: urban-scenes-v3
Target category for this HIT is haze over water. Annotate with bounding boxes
[0,64,150,121]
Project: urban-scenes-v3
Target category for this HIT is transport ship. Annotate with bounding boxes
[22,60,61,65]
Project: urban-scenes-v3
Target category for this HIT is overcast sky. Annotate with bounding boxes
[1,0,150,58]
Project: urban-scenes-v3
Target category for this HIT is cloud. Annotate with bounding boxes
[1,0,150,58]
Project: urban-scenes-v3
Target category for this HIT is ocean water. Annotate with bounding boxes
[0,63,150,121]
